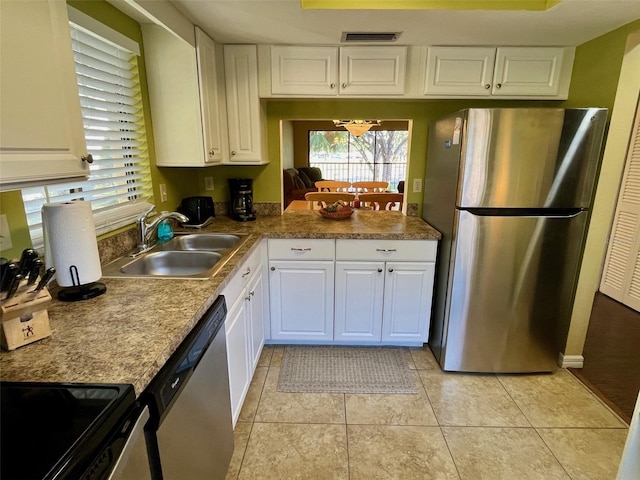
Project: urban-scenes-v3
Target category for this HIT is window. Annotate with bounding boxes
[21,8,152,248]
[309,129,408,191]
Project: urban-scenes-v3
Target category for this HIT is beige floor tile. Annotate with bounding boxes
[257,345,274,367]
[348,425,459,480]
[498,370,627,428]
[442,427,569,480]
[254,367,345,424]
[345,371,438,426]
[537,428,629,480]
[238,366,268,422]
[225,421,252,480]
[419,371,530,426]
[404,348,417,369]
[238,422,348,480]
[270,346,285,366]
[409,346,442,371]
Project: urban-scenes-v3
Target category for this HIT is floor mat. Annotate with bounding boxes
[277,345,418,394]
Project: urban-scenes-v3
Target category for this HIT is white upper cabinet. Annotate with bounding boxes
[271,46,339,95]
[0,0,89,189]
[142,25,227,167]
[269,45,408,97]
[224,45,268,164]
[424,46,574,99]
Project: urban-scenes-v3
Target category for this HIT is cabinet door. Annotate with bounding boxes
[335,262,385,342]
[225,294,250,427]
[269,260,334,341]
[492,47,565,96]
[224,45,266,164]
[424,46,496,96]
[246,265,265,370]
[195,27,228,165]
[339,47,407,95]
[0,0,88,188]
[382,262,435,343]
[271,46,339,96]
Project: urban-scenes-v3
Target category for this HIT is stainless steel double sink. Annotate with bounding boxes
[102,233,250,279]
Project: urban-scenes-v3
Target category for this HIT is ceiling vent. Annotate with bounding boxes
[341,32,401,43]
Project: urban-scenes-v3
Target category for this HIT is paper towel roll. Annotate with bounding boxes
[43,201,102,287]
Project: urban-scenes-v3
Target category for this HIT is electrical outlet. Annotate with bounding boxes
[0,214,12,251]
[204,177,214,191]
[159,184,168,203]
[412,178,422,193]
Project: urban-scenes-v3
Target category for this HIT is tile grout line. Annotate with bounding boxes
[531,426,573,479]
[494,373,535,428]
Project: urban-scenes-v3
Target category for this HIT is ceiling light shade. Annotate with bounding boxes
[333,119,382,137]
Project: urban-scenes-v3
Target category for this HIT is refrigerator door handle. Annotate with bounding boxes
[463,207,584,218]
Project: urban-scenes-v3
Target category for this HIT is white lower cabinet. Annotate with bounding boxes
[267,238,437,346]
[223,241,266,427]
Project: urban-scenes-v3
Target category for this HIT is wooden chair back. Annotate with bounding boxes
[305,192,355,207]
[351,181,389,193]
[315,180,351,192]
[358,193,404,211]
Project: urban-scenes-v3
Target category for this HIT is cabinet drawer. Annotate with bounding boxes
[268,239,335,260]
[336,239,437,262]
[223,244,262,304]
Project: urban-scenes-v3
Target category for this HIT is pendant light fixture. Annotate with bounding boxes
[333,119,382,137]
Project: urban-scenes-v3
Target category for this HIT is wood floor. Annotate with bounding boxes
[569,292,640,424]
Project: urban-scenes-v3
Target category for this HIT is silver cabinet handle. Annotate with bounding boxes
[242,267,251,278]
[208,149,215,156]
[231,150,237,156]
[270,266,275,271]
[341,83,347,88]
[484,84,491,89]
[388,268,394,273]
[330,83,336,89]
[495,83,502,89]
[291,248,312,252]
[376,248,397,252]
[81,154,93,164]
[377,268,383,273]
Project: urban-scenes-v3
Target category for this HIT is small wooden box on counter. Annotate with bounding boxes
[0,285,52,350]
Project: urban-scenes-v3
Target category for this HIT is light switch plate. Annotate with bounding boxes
[412,178,422,193]
[204,177,214,191]
[0,214,12,251]
[159,184,168,203]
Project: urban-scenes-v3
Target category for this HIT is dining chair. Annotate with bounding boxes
[315,180,351,192]
[305,192,356,207]
[358,193,403,210]
[351,181,389,193]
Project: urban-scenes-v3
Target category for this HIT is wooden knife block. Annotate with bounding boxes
[0,284,52,351]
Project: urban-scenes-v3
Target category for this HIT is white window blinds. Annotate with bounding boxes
[600,97,640,312]
[22,13,152,247]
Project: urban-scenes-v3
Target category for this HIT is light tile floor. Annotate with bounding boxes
[226,345,629,480]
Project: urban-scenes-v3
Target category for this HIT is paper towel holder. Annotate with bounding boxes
[57,265,106,302]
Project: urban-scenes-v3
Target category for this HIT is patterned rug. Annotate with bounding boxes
[277,345,418,394]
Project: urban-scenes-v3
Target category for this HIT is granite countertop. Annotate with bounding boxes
[0,210,440,396]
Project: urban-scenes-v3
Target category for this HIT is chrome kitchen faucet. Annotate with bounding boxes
[134,205,188,255]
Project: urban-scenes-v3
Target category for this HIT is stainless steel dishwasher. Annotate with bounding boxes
[143,295,234,479]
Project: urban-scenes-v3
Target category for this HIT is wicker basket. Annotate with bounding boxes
[319,207,354,220]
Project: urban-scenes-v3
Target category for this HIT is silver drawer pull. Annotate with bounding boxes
[242,267,251,277]
[291,248,312,252]
[376,248,397,252]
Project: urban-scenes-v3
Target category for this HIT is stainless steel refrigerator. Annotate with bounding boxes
[422,108,607,373]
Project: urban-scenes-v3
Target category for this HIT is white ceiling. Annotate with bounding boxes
[166,0,640,47]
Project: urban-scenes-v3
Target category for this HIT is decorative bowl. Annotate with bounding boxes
[319,207,354,220]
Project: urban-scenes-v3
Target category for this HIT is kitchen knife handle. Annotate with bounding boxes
[6,273,23,299]
[34,267,55,292]
[27,259,44,286]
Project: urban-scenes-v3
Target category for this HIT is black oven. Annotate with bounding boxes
[0,381,147,480]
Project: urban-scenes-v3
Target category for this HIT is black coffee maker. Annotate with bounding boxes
[228,178,256,221]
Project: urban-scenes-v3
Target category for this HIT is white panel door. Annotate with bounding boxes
[269,260,335,341]
[224,45,264,164]
[271,46,339,95]
[246,265,265,370]
[0,0,88,187]
[492,47,565,96]
[339,47,407,95]
[382,262,435,343]
[424,47,496,96]
[195,27,228,165]
[335,261,385,342]
[225,294,250,427]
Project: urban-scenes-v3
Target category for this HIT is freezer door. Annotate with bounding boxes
[459,108,607,209]
[441,209,588,372]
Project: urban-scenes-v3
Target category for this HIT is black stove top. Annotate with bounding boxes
[1,381,135,480]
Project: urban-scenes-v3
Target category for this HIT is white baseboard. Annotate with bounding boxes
[558,353,584,368]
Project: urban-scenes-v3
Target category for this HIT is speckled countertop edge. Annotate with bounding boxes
[0,210,440,396]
